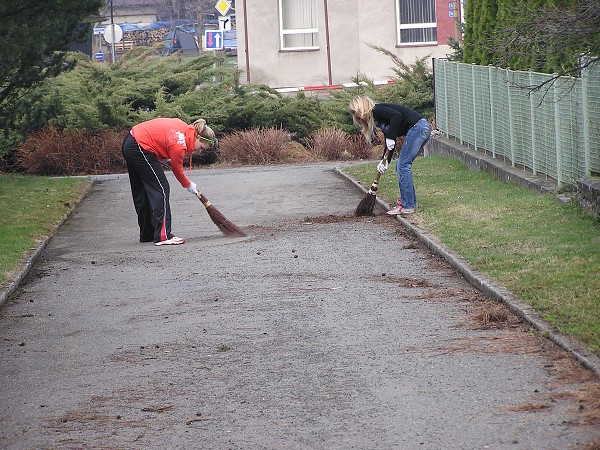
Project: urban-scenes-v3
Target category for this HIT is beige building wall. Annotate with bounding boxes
[236,2,329,87]
[98,3,158,26]
[236,0,453,89]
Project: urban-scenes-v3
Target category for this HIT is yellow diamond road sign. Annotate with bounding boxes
[215,0,231,16]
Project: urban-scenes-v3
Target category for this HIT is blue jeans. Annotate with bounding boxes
[395,118,431,209]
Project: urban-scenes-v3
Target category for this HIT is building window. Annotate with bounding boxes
[279,0,318,50]
[396,0,437,45]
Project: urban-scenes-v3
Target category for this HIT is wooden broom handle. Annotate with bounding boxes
[196,192,211,207]
[369,149,389,191]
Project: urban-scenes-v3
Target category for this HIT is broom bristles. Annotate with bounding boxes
[198,193,246,237]
[205,205,246,237]
[355,174,380,217]
[355,193,377,216]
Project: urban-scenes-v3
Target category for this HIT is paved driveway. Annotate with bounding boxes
[1,163,599,449]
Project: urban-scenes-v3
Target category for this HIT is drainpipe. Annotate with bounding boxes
[243,0,250,83]
[323,0,332,85]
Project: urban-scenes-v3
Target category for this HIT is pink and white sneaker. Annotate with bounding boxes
[387,200,414,215]
[155,236,186,246]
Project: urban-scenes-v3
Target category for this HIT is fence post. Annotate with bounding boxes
[507,69,515,166]
[529,71,537,175]
[457,64,463,144]
[553,77,563,186]
[489,66,496,158]
[472,64,477,151]
[581,57,591,177]
[443,60,450,137]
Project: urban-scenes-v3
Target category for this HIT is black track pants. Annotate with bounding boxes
[121,133,172,243]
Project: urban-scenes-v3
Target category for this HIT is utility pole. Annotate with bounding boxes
[110,0,116,63]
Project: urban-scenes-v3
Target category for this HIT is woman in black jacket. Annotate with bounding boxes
[349,95,431,215]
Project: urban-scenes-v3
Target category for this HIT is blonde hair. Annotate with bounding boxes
[192,118,216,142]
[348,95,376,145]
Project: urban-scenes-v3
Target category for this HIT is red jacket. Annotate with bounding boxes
[131,118,195,188]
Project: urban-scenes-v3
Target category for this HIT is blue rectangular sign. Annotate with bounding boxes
[205,30,224,50]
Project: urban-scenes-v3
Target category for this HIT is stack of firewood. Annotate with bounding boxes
[123,29,171,48]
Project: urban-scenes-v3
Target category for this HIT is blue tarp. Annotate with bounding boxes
[94,20,237,50]
[117,20,196,32]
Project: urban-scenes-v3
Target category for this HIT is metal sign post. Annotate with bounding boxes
[103,24,123,63]
[109,0,116,63]
[210,0,231,82]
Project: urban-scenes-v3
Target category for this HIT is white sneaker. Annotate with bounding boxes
[386,206,415,215]
[155,236,185,246]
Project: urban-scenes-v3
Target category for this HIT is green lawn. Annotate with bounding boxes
[0,175,91,285]
[344,155,600,357]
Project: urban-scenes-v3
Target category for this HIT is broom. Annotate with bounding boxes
[196,192,246,237]
[355,150,389,216]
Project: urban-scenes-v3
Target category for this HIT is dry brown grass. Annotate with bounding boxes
[573,381,600,426]
[584,437,600,450]
[504,403,551,412]
[471,303,510,326]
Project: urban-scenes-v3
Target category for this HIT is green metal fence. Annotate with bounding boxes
[434,58,600,186]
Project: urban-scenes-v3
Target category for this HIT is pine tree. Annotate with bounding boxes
[0,0,103,154]
[463,0,599,76]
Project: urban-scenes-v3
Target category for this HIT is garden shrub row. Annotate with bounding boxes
[14,126,380,175]
[2,46,434,175]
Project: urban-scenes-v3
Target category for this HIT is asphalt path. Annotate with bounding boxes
[1,163,599,449]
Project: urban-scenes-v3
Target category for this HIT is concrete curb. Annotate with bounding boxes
[334,166,600,378]
[0,178,95,308]
[0,237,50,308]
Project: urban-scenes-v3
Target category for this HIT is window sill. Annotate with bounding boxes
[396,42,439,48]
[279,47,320,53]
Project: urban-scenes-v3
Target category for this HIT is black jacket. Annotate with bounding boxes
[373,103,423,140]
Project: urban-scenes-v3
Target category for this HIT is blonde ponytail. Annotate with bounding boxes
[193,118,216,142]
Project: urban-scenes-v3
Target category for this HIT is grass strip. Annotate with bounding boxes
[0,174,91,285]
[344,155,600,357]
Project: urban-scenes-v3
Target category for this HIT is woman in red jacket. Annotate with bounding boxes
[121,117,216,246]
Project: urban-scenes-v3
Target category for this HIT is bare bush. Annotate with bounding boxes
[12,125,379,176]
[304,128,379,161]
[218,128,292,165]
[348,134,379,160]
[302,128,347,160]
[15,128,127,176]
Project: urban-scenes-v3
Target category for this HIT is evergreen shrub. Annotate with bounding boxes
[1,46,435,174]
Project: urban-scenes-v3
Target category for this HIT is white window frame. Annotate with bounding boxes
[396,0,438,46]
[278,0,319,51]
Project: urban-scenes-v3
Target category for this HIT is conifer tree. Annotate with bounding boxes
[0,0,102,154]
[463,0,599,77]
